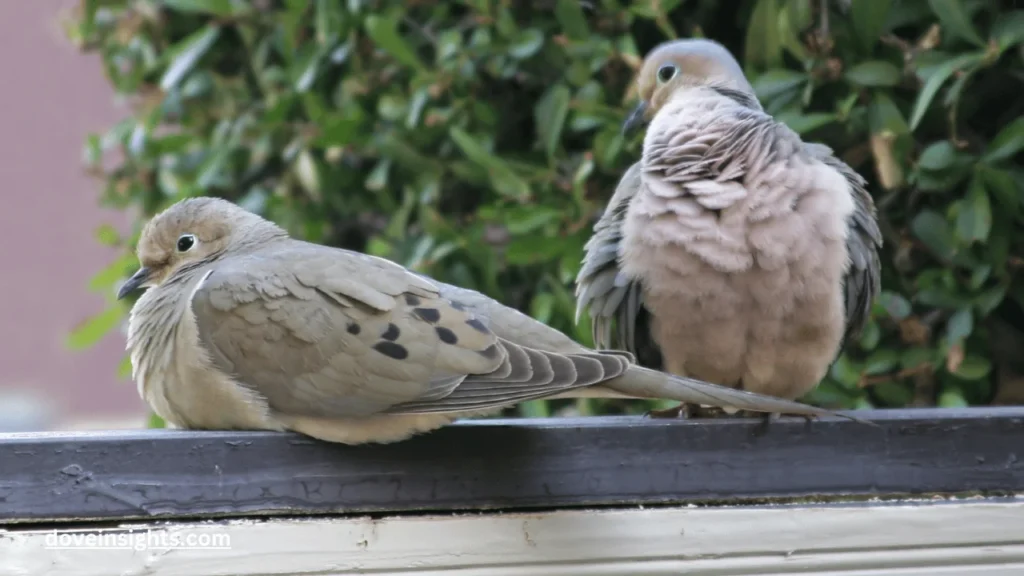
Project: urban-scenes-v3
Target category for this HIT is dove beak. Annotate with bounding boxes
[117,267,152,300]
[622,101,649,136]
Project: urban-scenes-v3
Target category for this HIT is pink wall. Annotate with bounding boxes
[0,1,147,430]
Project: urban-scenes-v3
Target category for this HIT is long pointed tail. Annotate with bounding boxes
[607,365,872,424]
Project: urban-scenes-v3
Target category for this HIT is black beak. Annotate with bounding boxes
[117,267,152,300]
[622,101,650,137]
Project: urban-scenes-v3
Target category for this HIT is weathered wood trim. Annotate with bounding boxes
[3,500,1023,575]
[1,407,1023,524]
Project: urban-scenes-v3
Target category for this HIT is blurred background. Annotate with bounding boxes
[0,1,145,431]
[2,0,1022,432]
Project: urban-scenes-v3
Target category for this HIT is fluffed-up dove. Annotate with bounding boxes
[575,39,882,418]
[115,197,860,445]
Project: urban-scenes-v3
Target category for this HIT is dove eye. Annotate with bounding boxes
[656,64,678,83]
[176,234,196,253]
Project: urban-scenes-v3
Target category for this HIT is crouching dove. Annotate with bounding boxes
[115,197,857,445]
[575,39,882,418]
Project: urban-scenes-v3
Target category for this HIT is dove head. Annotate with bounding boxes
[623,38,758,135]
[116,197,287,299]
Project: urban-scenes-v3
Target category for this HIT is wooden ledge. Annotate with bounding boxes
[4,501,1024,575]
[1,407,1023,524]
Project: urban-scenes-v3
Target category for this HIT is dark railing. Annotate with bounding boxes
[2,407,1023,524]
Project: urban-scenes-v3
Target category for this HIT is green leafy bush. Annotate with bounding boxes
[66,0,1024,421]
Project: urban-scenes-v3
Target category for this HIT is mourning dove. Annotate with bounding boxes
[575,39,882,417]
[116,197,858,445]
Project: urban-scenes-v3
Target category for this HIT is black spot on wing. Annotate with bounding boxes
[435,327,458,344]
[404,294,421,306]
[479,344,500,359]
[373,341,409,360]
[346,322,361,335]
[465,318,489,334]
[413,307,441,323]
[449,300,468,311]
[381,323,400,341]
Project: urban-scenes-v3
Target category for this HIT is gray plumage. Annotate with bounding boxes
[118,197,859,445]
[576,39,882,404]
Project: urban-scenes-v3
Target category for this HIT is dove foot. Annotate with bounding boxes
[644,404,730,419]
[644,404,690,419]
[741,410,818,423]
[740,410,818,436]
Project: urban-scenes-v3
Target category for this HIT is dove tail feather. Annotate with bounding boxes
[609,365,869,423]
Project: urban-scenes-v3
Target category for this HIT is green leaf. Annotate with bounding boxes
[88,253,138,293]
[449,128,531,199]
[937,388,969,407]
[312,112,364,147]
[745,0,783,71]
[776,112,836,134]
[364,14,424,71]
[315,0,345,45]
[508,29,544,59]
[530,291,556,324]
[911,210,957,260]
[845,61,902,87]
[992,11,1024,51]
[951,355,991,379]
[858,320,881,350]
[147,412,167,429]
[503,206,561,235]
[554,0,589,40]
[945,308,973,343]
[67,305,124,350]
[918,141,957,170]
[829,354,863,387]
[868,91,910,136]
[752,69,807,101]
[159,0,235,16]
[94,224,121,247]
[978,166,1021,217]
[504,233,565,265]
[955,174,992,244]
[160,25,221,91]
[873,381,914,406]
[901,347,935,370]
[927,0,986,47]
[518,400,551,417]
[777,0,810,61]
[865,349,900,375]
[908,52,985,130]
[983,116,1024,163]
[534,84,571,160]
[878,291,912,319]
[118,354,134,380]
[850,0,892,53]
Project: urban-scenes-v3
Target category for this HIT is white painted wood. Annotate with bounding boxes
[2,500,1023,575]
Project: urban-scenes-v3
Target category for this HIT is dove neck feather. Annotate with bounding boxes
[126,256,219,391]
[705,84,762,111]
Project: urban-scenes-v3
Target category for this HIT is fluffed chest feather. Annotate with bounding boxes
[617,150,856,397]
[126,275,277,430]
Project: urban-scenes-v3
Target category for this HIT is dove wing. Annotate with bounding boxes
[189,241,630,418]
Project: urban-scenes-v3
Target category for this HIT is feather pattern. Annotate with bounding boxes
[576,85,881,400]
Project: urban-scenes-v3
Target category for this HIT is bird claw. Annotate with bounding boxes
[644,404,690,419]
[644,404,730,419]
[743,410,819,435]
